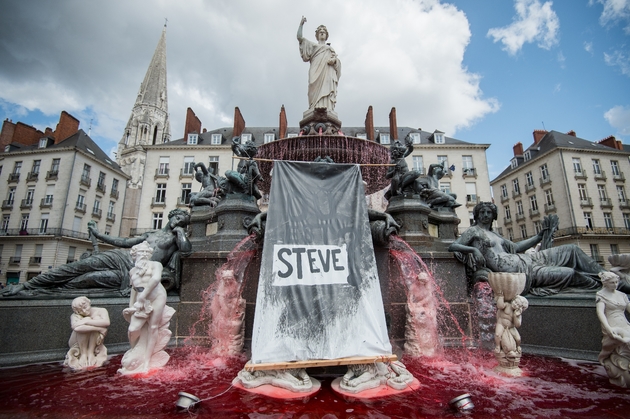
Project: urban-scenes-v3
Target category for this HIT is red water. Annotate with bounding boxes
[1,348,628,418]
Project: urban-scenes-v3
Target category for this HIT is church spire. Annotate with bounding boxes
[134,25,169,115]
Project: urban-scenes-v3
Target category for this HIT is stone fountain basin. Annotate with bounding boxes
[487,272,526,301]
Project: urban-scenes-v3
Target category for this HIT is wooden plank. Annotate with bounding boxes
[244,355,398,371]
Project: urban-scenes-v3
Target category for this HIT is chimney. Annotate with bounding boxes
[233,107,245,138]
[389,107,398,140]
[513,142,524,157]
[532,129,547,145]
[53,111,80,144]
[13,122,44,146]
[598,135,623,150]
[183,107,202,140]
[279,105,287,139]
[0,119,17,150]
[364,106,374,141]
[566,130,576,137]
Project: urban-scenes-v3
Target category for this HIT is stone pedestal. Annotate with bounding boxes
[299,108,342,135]
[189,195,260,253]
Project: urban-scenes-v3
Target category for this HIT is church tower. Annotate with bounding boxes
[117,24,170,235]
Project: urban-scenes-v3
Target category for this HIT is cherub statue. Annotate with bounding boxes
[189,162,222,207]
[418,162,461,209]
[384,137,422,200]
[494,292,528,356]
[224,136,263,199]
[64,296,110,370]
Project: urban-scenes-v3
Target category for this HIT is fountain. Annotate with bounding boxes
[1,16,630,419]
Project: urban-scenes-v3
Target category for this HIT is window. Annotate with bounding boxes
[379,133,390,144]
[501,184,508,198]
[434,132,445,144]
[504,205,511,219]
[51,159,60,173]
[241,133,252,142]
[2,215,10,232]
[597,185,608,201]
[465,182,477,203]
[439,182,451,195]
[573,158,582,174]
[152,213,163,229]
[540,164,549,180]
[584,212,593,229]
[525,171,534,187]
[93,199,101,213]
[462,156,473,171]
[20,214,29,231]
[510,158,518,169]
[82,164,91,180]
[544,189,554,206]
[155,184,166,203]
[208,156,219,175]
[287,133,298,138]
[520,225,527,239]
[409,133,421,144]
[13,161,22,175]
[111,178,119,194]
[625,214,630,230]
[507,228,514,241]
[355,133,367,140]
[611,160,620,176]
[529,195,538,211]
[76,194,85,211]
[31,160,41,174]
[578,184,588,200]
[14,244,23,263]
[617,186,627,202]
[469,211,474,226]
[158,157,169,175]
[67,246,76,264]
[105,225,111,235]
[590,244,600,259]
[107,201,115,218]
[97,172,106,189]
[211,134,222,145]
[437,156,449,173]
[412,156,423,173]
[604,212,614,229]
[513,178,520,194]
[39,138,48,148]
[181,183,192,204]
[264,133,275,143]
[523,151,531,161]
[592,159,602,175]
[25,188,34,205]
[6,187,16,204]
[516,200,523,215]
[39,214,49,233]
[534,220,543,234]
[187,133,198,145]
[610,244,619,255]
[183,157,195,175]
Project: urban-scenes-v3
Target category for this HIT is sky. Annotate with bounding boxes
[1,0,629,180]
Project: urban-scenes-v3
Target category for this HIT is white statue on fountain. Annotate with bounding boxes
[64,296,110,370]
[119,241,175,375]
[339,361,414,393]
[596,271,630,388]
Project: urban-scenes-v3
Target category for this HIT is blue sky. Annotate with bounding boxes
[1,0,629,180]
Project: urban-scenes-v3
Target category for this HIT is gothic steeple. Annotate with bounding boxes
[117,24,171,189]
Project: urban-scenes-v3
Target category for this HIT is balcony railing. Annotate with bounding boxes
[110,189,119,199]
[8,173,20,183]
[2,199,14,210]
[151,197,166,207]
[574,171,587,180]
[620,199,630,210]
[26,172,39,182]
[80,175,91,187]
[92,208,102,219]
[462,167,477,178]
[106,212,116,222]
[579,197,593,208]
[75,203,87,213]
[180,168,194,179]
[594,170,607,181]
[465,195,477,206]
[515,213,525,221]
[40,197,53,208]
[177,197,190,207]
[154,168,170,180]
[9,257,21,265]
[613,172,625,182]
[525,183,536,193]
[20,198,33,209]
[96,182,107,194]
[529,208,540,217]
[539,176,551,186]
[0,228,91,240]
[544,202,556,213]
[512,190,521,198]
[600,198,613,208]
[500,194,509,203]
[503,216,512,225]
[554,226,630,237]
[29,256,42,265]
[593,255,605,264]
[46,170,59,180]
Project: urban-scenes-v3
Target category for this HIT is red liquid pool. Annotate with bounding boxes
[0,348,628,418]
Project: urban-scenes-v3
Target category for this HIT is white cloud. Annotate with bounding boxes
[605,49,630,76]
[487,0,560,55]
[592,0,630,33]
[584,41,593,54]
[604,105,630,136]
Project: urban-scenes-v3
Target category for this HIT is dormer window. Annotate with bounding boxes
[287,133,298,138]
[38,138,48,149]
[4,145,10,152]
[211,133,222,145]
[409,133,421,144]
[264,133,275,143]
[187,133,198,145]
[523,151,531,161]
[379,133,390,145]
[434,132,445,144]
[241,133,252,142]
[356,133,367,140]
[511,158,518,169]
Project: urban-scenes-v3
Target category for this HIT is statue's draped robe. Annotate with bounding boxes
[299,38,341,111]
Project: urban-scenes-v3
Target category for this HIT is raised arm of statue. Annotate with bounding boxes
[297,16,307,40]
[88,221,146,248]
